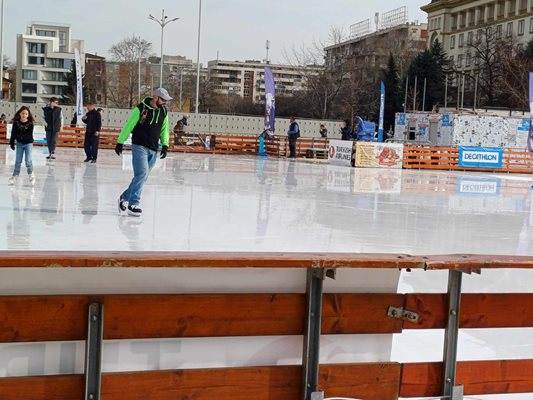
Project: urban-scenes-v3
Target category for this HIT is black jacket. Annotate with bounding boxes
[82,109,102,134]
[43,105,62,133]
[10,120,34,145]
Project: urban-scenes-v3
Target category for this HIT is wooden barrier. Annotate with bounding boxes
[2,252,533,399]
[403,145,533,173]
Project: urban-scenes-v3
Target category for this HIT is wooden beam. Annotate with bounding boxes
[405,293,533,329]
[0,364,400,400]
[0,374,84,400]
[401,359,533,397]
[0,293,404,342]
[0,251,425,269]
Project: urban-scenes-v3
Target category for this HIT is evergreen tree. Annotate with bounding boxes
[407,40,447,111]
[62,63,88,105]
[383,54,402,133]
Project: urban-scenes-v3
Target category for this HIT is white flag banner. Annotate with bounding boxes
[74,47,83,126]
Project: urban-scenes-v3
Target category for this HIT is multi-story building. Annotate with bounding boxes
[324,22,428,79]
[16,23,84,103]
[85,53,106,105]
[422,0,533,70]
[207,60,322,104]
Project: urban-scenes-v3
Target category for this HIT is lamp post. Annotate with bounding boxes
[149,9,178,88]
[137,39,150,103]
[195,0,202,113]
[179,68,183,112]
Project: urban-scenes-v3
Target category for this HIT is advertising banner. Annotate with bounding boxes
[328,139,353,167]
[74,47,84,125]
[355,142,404,169]
[458,147,503,169]
[264,66,276,133]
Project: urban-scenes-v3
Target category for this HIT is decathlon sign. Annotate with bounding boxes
[458,147,503,169]
[328,140,354,167]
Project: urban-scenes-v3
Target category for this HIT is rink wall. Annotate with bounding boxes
[0,101,342,138]
[2,252,533,399]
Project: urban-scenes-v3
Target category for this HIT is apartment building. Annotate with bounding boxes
[324,23,428,78]
[16,23,84,103]
[207,60,321,104]
[422,0,533,70]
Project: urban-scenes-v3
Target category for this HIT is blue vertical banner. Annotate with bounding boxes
[74,47,84,126]
[264,66,276,133]
[378,81,385,142]
[528,72,533,152]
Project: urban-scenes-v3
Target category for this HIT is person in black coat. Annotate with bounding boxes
[340,119,353,141]
[82,103,102,163]
[42,97,62,159]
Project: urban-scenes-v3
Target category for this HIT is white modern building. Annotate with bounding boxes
[422,0,533,69]
[16,23,85,103]
[207,60,322,104]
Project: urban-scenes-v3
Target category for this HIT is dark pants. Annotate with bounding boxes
[288,136,298,158]
[46,130,58,154]
[84,133,100,160]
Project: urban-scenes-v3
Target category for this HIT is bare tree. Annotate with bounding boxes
[284,26,350,119]
[499,40,533,109]
[107,35,153,108]
[465,27,514,106]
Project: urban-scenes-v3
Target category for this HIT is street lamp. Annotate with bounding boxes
[137,39,150,103]
[148,9,178,88]
[195,0,202,113]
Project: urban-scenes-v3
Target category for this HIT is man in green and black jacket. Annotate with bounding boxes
[115,88,172,217]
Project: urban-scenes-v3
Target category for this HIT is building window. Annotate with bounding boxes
[450,35,456,49]
[21,96,36,103]
[496,25,502,39]
[22,69,37,80]
[28,42,46,54]
[22,83,37,93]
[449,55,455,65]
[458,33,464,47]
[457,54,463,68]
[59,31,67,52]
[36,29,56,37]
[28,56,45,65]
[467,31,474,45]
[466,53,472,67]
[530,17,533,33]
[474,56,480,65]
[507,22,513,37]
[518,19,525,35]
[477,29,483,42]
[46,58,65,68]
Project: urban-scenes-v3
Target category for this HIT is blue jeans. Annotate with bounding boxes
[121,144,157,206]
[13,143,33,176]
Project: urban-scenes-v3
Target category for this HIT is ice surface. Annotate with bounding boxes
[1,145,532,255]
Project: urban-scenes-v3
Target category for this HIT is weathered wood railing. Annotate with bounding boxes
[1,252,533,399]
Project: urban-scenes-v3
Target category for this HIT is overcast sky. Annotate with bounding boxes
[2,0,428,65]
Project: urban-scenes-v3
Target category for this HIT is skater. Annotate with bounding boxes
[319,124,328,138]
[82,102,102,163]
[115,87,172,217]
[287,116,300,159]
[8,106,35,186]
[42,97,62,160]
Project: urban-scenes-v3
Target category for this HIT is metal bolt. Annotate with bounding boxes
[89,394,94,400]
[446,378,452,383]
[450,310,457,316]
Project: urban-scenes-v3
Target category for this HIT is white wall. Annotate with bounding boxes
[0,101,343,138]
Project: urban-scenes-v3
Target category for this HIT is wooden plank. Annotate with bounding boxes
[0,293,404,342]
[425,254,533,270]
[400,359,533,397]
[100,363,400,400]
[405,293,533,329]
[0,374,84,400]
[0,251,425,269]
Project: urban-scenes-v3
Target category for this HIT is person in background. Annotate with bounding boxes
[319,124,328,138]
[178,114,189,128]
[0,114,6,124]
[340,119,353,141]
[8,106,35,186]
[42,97,62,160]
[115,88,172,217]
[82,102,102,163]
[287,116,300,159]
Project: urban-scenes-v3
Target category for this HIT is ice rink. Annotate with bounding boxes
[2,145,533,399]
[1,144,533,255]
